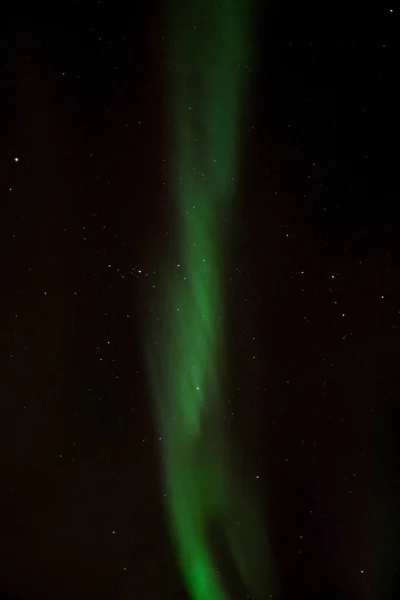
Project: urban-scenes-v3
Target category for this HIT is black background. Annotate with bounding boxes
[0,1,398,598]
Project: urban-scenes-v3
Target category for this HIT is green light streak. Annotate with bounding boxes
[142,1,275,598]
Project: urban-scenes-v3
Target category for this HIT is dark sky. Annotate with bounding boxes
[0,1,398,599]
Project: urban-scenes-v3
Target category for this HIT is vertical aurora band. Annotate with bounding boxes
[143,1,275,598]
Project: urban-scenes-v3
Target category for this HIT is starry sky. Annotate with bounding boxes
[0,1,398,599]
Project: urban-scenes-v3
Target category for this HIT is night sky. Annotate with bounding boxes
[0,1,399,599]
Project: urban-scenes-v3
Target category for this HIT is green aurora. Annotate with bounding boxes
[143,1,276,598]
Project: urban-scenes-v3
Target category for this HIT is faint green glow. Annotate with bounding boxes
[142,1,275,599]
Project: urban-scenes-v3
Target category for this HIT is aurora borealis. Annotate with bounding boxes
[1,0,398,598]
[143,1,275,599]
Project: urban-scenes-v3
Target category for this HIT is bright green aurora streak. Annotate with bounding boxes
[143,1,275,599]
